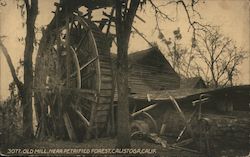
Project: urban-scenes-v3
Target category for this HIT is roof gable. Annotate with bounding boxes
[180,77,206,89]
[128,47,173,70]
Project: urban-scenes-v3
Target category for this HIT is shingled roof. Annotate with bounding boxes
[180,77,207,89]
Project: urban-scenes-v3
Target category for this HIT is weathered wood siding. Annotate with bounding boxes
[112,47,180,96]
[128,64,180,94]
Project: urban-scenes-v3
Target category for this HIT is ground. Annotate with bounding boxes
[1,138,249,157]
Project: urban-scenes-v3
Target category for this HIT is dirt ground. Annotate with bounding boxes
[1,138,249,157]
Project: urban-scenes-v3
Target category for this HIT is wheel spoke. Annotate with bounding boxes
[80,56,98,70]
[75,31,89,52]
[70,56,98,77]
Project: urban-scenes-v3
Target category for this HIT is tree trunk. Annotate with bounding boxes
[22,0,38,139]
[0,41,23,95]
[115,0,140,148]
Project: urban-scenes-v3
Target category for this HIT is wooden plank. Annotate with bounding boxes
[100,89,112,95]
[100,83,113,89]
[99,64,111,69]
[74,109,90,126]
[63,112,77,141]
[96,105,110,111]
[131,104,158,117]
[99,97,111,103]
[96,110,109,116]
[177,107,198,142]
[95,116,108,123]
[169,96,194,140]
[101,76,112,81]
[101,68,112,73]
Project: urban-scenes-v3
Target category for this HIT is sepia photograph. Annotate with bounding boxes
[0,0,249,156]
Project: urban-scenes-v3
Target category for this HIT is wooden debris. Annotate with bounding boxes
[169,96,194,140]
[170,145,200,154]
[131,103,158,117]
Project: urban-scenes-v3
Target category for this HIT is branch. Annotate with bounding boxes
[24,0,30,11]
[0,39,24,95]
[0,0,6,6]
[148,0,174,21]
[132,26,154,47]
[214,39,232,61]
[124,0,140,38]
[176,0,209,39]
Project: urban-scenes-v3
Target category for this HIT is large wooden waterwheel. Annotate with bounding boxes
[34,13,114,141]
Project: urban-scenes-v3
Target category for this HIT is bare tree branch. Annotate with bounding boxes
[0,39,24,95]
[148,0,174,21]
[193,27,247,87]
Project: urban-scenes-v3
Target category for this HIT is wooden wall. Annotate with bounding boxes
[128,64,180,94]
[112,47,180,95]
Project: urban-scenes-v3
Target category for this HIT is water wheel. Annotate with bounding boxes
[34,14,114,140]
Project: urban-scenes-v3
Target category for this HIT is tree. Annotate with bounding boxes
[115,0,141,148]
[193,27,246,87]
[1,0,205,145]
[0,0,38,139]
[114,0,205,147]
[22,0,38,139]
[158,28,192,76]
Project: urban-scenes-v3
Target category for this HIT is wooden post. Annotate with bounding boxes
[106,7,115,36]
[65,12,70,87]
[169,96,194,140]
[57,88,64,139]
[176,107,198,142]
[160,123,167,135]
[63,112,77,141]
[0,41,1,100]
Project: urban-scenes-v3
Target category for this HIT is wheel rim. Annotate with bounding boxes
[34,14,113,139]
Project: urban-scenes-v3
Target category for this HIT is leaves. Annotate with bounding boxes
[139,0,147,10]
[191,37,197,48]
[0,0,6,7]
[16,0,26,18]
[173,28,182,40]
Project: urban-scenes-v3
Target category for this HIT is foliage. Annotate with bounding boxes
[158,28,192,77]
[158,24,247,88]
[0,96,22,146]
[0,0,6,7]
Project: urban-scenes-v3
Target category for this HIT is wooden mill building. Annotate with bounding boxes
[180,77,207,89]
[112,46,180,98]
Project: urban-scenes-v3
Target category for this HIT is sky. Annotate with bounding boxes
[0,0,249,99]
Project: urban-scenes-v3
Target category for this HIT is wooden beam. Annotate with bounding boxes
[131,103,158,117]
[169,96,194,140]
[70,56,98,77]
[63,112,77,141]
[176,107,198,142]
[192,97,209,106]
[74,108,90,126]
[106,7,115,36]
